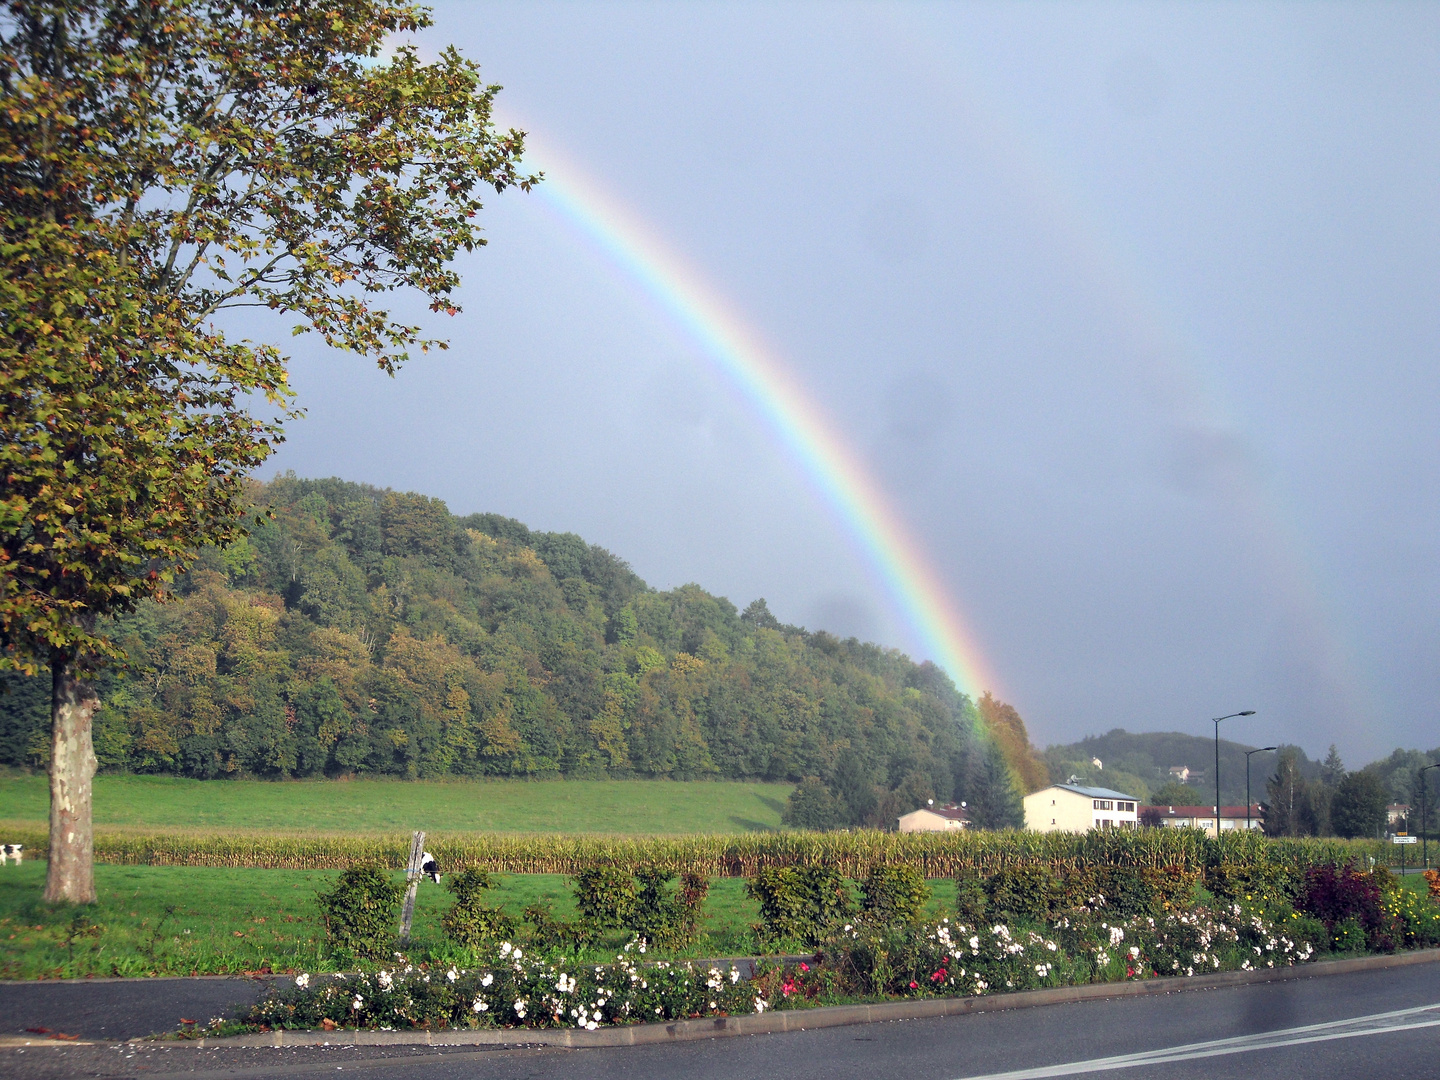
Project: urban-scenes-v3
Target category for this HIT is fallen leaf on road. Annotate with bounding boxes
[180,1018,196,1025]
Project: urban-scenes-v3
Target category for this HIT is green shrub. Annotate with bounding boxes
[1329,917,1367,954]
[860,865,931,928]
[1092,865,1197,918]
[573,867,637,929]
[569,867,709,948]
[315,865,404,960]
[1205,860,1301,909]
[985,865,1063,923]
[747,866,856,946]
[441,869,514,949]
[521,900,595,950]
[631,870,709,948]
[954,869,987,925]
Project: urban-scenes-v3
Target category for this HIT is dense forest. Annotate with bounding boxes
[0,476,1030,827]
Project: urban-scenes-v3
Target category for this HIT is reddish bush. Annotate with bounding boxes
[1297,865,1387,949]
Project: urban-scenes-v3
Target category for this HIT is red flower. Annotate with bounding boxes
[930,969,947,982]
[800,962,809,972]
[909,981,919,990]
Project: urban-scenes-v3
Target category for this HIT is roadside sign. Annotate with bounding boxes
[1392,835,1418,844]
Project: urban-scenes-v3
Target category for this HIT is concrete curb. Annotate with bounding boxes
[187,947,1440,1049]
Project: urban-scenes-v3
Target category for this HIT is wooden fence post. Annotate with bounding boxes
[399,830,426,946]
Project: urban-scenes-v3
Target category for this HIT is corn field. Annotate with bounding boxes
[1,825,1388,877]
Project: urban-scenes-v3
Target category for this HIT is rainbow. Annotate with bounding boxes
[514,138,1002,707]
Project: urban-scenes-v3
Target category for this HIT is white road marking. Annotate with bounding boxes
[951,1002,1440,1079]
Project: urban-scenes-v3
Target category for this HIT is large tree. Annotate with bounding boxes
[1331,769,1388,840]
[0,0,534,901]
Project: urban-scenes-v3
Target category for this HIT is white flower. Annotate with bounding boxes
[1109,926,1125,947]
[514,999,528,1018]
[446,969,458,983]
[500,942,513,957]
[473,998,488,1013]
[513,948,523,960]
[294,973,310,989]
[969,936,980,950]
[352,995,364,1011]
[481,973,494,987]
[377,971,393,991]
[1128,946,1140,960]
[754,998,767,1013]
[730,968,741,984]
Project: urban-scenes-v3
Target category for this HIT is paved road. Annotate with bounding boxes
[3,964,1439,1079]
[0,973,277,1040]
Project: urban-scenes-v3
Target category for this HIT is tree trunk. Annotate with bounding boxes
[44,653,98,904]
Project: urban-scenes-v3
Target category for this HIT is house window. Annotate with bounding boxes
[1093,800,1114,811]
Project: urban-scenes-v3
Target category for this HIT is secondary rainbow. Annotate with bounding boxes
[517,139,1000,704]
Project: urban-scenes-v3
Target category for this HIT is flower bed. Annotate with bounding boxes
[242,940,757,1034]
[226,901,1325,1036]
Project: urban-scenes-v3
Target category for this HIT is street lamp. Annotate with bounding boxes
[1422,763,1440,872]
[1214,711,1256,838]
[1245,747,1277,832]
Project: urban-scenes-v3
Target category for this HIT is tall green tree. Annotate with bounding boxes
[1263,748,1311,837]
[1331,769,1388,840]
[0,0,533,900]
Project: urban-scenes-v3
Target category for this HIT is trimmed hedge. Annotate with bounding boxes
[0,825,1390,876]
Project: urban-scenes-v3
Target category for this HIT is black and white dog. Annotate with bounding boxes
[420,851,440,884]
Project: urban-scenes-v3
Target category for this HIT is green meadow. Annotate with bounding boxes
[0,774,792,835]
[0,860,965,979]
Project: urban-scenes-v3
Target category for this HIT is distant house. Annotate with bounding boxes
[898,803,971,832]
[1023,784,1139,833]
[1387,804,1411,830]
[1167,766,1191,783]
[1142,804,1263,836]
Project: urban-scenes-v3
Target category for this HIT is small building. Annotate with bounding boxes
[898,803,971,832]
[1167,766,1191,783]
[1023,784,1139,833]
[1141,804,1263,835]
[1387,803,1411,830]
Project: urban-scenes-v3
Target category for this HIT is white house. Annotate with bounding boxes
[1141,804,1262,836]
[898,803,971,832]
[1023,784,1139,833]
[1168,766,1191,783]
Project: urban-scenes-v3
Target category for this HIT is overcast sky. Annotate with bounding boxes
[258,2,1440,764]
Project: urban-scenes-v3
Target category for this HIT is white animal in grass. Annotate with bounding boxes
[420,851,440,884]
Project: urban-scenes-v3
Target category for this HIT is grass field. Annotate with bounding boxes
[0,774,792,834]
[0,861,964,979]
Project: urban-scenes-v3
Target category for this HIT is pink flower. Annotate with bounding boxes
[909,981,919,990]
[800,962,809,972]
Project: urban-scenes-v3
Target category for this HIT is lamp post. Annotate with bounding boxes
[1422,763,1440,872]
[1245,746,1277,832]
[1214,711,1256,838]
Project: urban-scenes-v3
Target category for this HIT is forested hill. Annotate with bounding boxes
[0,475,1027,827]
